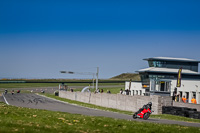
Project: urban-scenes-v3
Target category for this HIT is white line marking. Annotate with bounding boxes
[2,93,10,105]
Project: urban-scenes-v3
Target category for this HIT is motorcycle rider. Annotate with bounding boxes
[133,102,153,120]
[137,102,152,114]
[147,102,152,110]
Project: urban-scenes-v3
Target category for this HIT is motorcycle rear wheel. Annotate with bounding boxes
[143,113,150,120]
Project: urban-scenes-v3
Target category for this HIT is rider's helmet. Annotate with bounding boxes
[147,102,152,107]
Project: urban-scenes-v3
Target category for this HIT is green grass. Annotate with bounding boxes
[0,79,126,82]
[0,102,199,133]
[41,93,200,124]
[0,83,124,89]
[98,88,122,94]
[151,114,200,123]
[73,87,123,94]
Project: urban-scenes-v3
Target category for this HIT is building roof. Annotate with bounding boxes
[143,57,200,63]
[137,67,200,75]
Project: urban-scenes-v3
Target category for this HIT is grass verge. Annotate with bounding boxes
[0,102,200,133]
[41,93,200,123]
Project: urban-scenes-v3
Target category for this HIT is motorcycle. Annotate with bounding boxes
[133,105,152,120]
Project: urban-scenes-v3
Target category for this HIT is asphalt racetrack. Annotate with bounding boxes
[2,93,200,128]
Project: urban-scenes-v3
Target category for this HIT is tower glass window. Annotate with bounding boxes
[148,60,198,72]
[148,61,166,67]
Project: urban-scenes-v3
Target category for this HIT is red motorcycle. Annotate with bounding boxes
[133,102,152,120]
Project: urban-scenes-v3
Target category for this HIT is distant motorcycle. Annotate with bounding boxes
[133,102,152,120]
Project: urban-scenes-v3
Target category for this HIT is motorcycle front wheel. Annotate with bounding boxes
[133,113,137,119]
[143,113,150,120]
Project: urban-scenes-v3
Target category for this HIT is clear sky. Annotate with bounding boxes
[0,0,200,79]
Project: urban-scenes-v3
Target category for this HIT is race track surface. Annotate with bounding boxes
[2,93,200,128]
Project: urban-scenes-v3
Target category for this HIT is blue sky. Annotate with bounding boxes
[0,0,200,79]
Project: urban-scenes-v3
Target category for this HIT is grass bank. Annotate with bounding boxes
[0,102,199,133]
[41,93,200,123]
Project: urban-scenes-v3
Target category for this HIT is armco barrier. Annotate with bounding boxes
[59,91,172,114]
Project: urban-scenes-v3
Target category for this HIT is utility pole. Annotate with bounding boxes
[96,67,99,91]
[92,73,95,89]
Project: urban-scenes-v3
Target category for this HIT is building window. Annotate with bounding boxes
[160,81,165,91]
[148,61,154,67]
[150,80,171,92]
[140,73,149,85]
[148,61,166,67]
[159,81,171,92]
[192,92,196,98]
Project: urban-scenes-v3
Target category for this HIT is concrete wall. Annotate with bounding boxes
[59,91,173,114]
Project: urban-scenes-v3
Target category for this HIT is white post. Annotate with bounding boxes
[196,86,199,104]
[96,67,99,91]
[196,91,198,104]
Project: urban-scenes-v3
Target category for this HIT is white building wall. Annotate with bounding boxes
[125,79,200,104]
[170,79,200,104]
[125,81,145,96]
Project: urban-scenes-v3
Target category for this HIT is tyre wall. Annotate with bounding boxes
[162,106,200,119]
